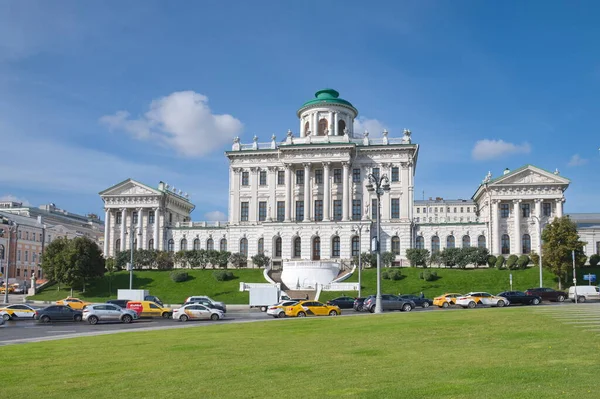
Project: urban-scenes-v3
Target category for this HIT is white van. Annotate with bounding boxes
[568,286,600,302]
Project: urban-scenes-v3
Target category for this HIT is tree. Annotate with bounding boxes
[105,258,117,295]
[228,252,245,269]
[353,252,375,268]
[495,255,505,269]
[405,248,430,268]
[429,251,441,268]
[517,255,530,270]
[381,252,396,267]
[487,255,497,268]
[251,253,271,268]
[155,251,174,270]
[542,216,587,289]
[455,248,472,269]
[40,236,70,290]
[506,255,519,270]
[474,248,490,268]
[530,251,540,267]
[440,248,460,268]
[590,254,600,267]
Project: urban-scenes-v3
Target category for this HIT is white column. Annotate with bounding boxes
[556,199,564,217]
[303,163,311,222]
[120,208,126,252]
[153,207,159,250]
[104,208,110,256]
[269,167,277,220]
[323,162,331,221]
[342,162,350,221]
[328,111,333,135]
[492,200,499,254]
[137,207,143,249]
[285,165,292,222]
[513,199,521,254]
[333,112,339,136]
[300,118,305,138]
[313,112,318,135]
[535,199,542,219]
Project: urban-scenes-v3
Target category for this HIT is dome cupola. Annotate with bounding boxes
[296,89,359,138]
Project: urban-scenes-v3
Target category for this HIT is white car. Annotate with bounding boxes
[173,304,224,322]
[266,300,298,318]
[1,304,37,321]
[455,292,509,308]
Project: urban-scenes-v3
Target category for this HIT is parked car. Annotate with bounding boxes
[497,291,541,306]
[82,304,138,324]
[568,286,600,303]
[353,297,365,311]
[0,304,37,321]
[144,295,164,306]
[326,296,356,309]
[106,299,131,309]
[184,296,226,313]
[126,301,172,318]
[35,305,83,323]
[285,301,341,317]
[433,293,463,308]
[56,297,91,310]
[525,287,567,302]
[0,285,14,294]
[266,300,298,318]
[362,295,415,313]
[398,294,433,308]
[455,292,508,309]
[173,304,224,322]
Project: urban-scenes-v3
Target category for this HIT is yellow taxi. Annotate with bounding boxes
[56,297,91,310]
[0,285,14,294]
[433,293,463,308]
[284,300,341,317]
[126,301,172,318]
[1,304,37,321]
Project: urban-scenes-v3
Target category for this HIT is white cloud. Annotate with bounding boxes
[471,139,531,161]
[204,211,227,221]
[0,194,31,206]
[568,154,588,167]
[353,117,387,136]
[100,91,243,157]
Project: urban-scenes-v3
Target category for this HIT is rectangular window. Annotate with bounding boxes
[132,212,138,225]
[415,217,419,222]
[372,198,377,220]
[259,171,267,186]
[333,200,342,221]
[17,250,21,261]
[333,168,342,183]
[597,241,600,255]
[315,169,323,184]
[16,268,20,277]
[26,232,29,240]
[25,250,29,262]
[277,170,285,185]
[467,207,470,213]
[460,207,464,213]
[417,208,420,213]
[352,199,361,221]
[18,231,22,239]
[39,233,43,241]
[391,199,400,219]
[391,167,399,182]
[372,168,380,180]
[500,203,510,218]
[296,170,304,185]
[453,207,457,213]
[295,201,304,221]
[240,202,249,221]
[241,171,249,186]
[314,200,323,221]
[258,201,267,222]
[543,202,551,217]
[277,201,285,222]
[434,207,438,213]
[522,203,530,218]
[148,211,155,224]
[352,168,361,183]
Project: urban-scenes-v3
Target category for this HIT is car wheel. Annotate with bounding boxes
[532,298,540,305]
[277,312,286,318]
[497,300,505,308]
[74,315,82,322]
[557,295,565,302]
[402,303,413,312]
[122,315,133,324]
[578,296,586,303]
[442,302,449,308]
[162,312,171,319]
[368,306,375,313]
[40,315,50,323]
[260,306,267,312]
[297,311,306,317]
[422,302,430,308]
[88,316,99,325]
[210,313,219,321]
[2,314,10,321]
[467,301,476,309]
[179,314,189,322]
[329,310,338,316]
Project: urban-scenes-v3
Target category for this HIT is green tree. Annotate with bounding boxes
[40,236,70,290]
[495,255,505,269]
[405,248,430,267]
[530,251,540,267]
[105,258,117,295]
[474,247,490,268]
[517,255,530,270]
[506,255,519,270]
[542,216,586,289]
[487,255,497,268]
[381,252,396,267]
[251,253,271,268]
[155,251,174,270]
[353,252,375,268]
[228,252,245,268]
[440,248,460,268]
[429,251,441,268]
[590,254,600,267]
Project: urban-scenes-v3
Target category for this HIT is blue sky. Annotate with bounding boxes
[1,1,598,220]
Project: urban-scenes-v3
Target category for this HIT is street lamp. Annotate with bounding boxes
[1,221,18,305]
[126,227,141,290]
[351,224,369,298]
[366,172,390,314]
[531,215,544,288]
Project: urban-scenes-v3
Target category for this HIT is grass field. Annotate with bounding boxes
[1,306,599,398]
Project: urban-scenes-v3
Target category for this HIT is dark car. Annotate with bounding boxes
[35,305,83,323]
[363,294,415,313]
[145,295,164,306]
[398,294,433,308]
[106,299,130,308]
[498,291,542,306]
[326,296,356,309]
[525,287,567,302]
[353,297,365,311]
[183,299,226,313]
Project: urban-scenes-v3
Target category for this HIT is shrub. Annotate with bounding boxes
[419,271,424,279]
[517,255,530,270]
[506,255,519,270]
[390,270,402,280]
[487,255,497,268]
[589,254,600,267]
[495,255,505,269]
[382,271,390,280]
[213,270,235,281]
[530,251,540,266]
[169,270,188,282]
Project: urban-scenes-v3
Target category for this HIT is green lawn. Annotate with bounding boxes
[1,307,599,398]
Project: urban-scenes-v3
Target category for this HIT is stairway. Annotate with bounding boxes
[285,290,316,301]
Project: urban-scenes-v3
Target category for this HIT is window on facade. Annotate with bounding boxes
[333,169,342,183]
[500,203,510,218]
[259,171,267,186]
[207,238,214,251]
[313,237,321,260]
[242,171,249,186]
[115,239,121,251]
[372,168,380,180]
[446,235,455,249]
[296,170,304,185]
[522,234,531,254]
[180,239,187,251]
[116,213,122,224]
[338,120,346,135]
[478,235,486,248]
[417,208,420,214]
[0,244,4,260]
[391,236,400,255]
[543,202,552,217]
[277,201,285,222]
[453,207,457,213]
[596,241,600,255]
[460,207,464,213]
[39,233,43,241]
[240,202,249,222]
[149,211,155,224]
[326,235,338,258]
[467,207,471,213]
[352,199,362,221]
[352,168,361,183]
[415,236,424,249]
[277,170,285,185]
[168,239,175,253]
[431,236,440,253]
[333,200,342,221]
[372,198,377,220]
[193,238,200,250]
[391,199,400,219]
[314,200,323,221]
[274,237,282,257]
[501,234,510,255]
[293,237,301,258]
[220,239,227,252]
[304,121,309,135]
[257,238,264,255]
[351,236,360,257]
[434,207,438,213]
[462,235,471,248]
[415,217,420,222]
[318,118,328,135]
[315,169,323,184]
[239,238,248,257]
[25,250,28,262]
[16,269,20,277]
[295,201,304,221]
[169,213,173,223]
[259,201,267,222]
[522,203,530,218]
[132,212,138,225]
[25,231,29,240]
[391,167,399,182]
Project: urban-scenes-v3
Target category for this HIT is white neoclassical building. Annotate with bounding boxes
[100,89,597,286]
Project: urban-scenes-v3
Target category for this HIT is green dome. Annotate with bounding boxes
[297,89,358,116]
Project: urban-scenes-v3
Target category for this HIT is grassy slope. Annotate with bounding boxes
[1,307,599,398]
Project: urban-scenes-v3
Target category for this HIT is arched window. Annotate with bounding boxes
[522,234,531,254]
[207,238,214,251]
[318,118,328,135]
[258,238,264,254]
[180,238,187,251]
[293,237,302,258]
[304,121,309,136]
[415,236,424,249]
[431,236,440,253]
[168,239,175,253]
[0,244,5,260]
[331,236,340,258]
[193,238,200,250]
[312,237,321,260]
[240,238,248,257]
[462,235,471,248]
[148,239,154,250]
[115,239,121,252]
[274,237,282,258]
[220,238,227,252]
[338,120,346,136]
[351,236,360,257]
[446,235,455,249]
[501,234,510,255]
[392,236,400,255]
[478,235,486,248]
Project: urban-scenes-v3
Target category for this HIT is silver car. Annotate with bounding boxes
[173,304,224,322]
[82,304,138,325]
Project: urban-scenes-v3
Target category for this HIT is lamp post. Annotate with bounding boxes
[126,227,141,290]
[531,215,544,288]
[366,173,390,314]
[351,224,368,298]
[1,221,18,304]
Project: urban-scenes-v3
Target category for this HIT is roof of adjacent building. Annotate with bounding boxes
[414,199,475,205]
[568,213,600,229]
[297,89,358,116]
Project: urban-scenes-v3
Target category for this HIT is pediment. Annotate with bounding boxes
[99,179,160,197]
[491,166,569,186]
